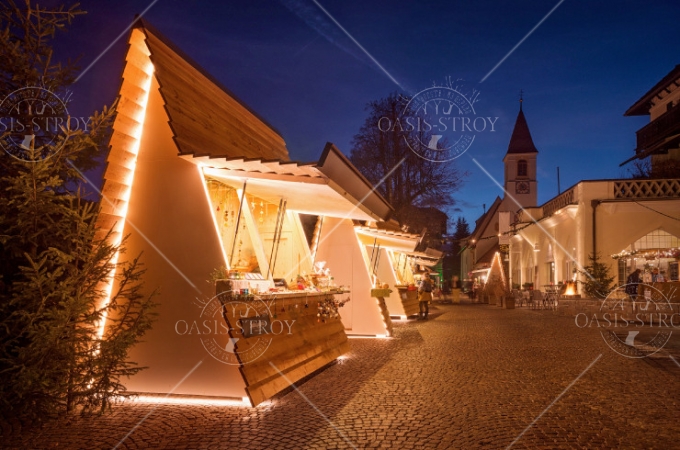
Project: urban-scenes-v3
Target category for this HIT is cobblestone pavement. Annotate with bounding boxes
[3,301,680,449]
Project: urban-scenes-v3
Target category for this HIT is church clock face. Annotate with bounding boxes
[516,181,530,194]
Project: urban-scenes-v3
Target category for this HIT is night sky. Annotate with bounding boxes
[53,0,680,229]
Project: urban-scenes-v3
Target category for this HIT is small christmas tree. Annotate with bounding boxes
[576,253,615,299]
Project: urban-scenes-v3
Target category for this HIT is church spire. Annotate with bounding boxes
[506,99,537,155]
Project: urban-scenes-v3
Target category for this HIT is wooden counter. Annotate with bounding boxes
[216,281,349,406]
[396,286,420,317]
[370,289,394,336]
[649,281,680,301]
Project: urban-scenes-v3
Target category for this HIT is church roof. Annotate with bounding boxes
[506,108,538,155]
[470,196,502,241]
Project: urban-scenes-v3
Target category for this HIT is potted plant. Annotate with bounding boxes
[522,282,534,291]
[210,265,231,297]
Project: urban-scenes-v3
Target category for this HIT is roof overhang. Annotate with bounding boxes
[625,64,680,116]
[189,144,394,222]
[405,251,441,267]
[355,227,420,252]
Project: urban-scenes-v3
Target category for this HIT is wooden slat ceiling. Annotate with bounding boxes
[138,21,290,161]
[179,154,321,178]
[355,226,421,241]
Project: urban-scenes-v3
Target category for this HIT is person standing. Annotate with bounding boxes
[418,274,433,320]
[625,269,641,300]
[451,275,462,304]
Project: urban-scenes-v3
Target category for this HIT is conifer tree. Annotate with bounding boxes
[0,1,156,419]
[576,253,615,299]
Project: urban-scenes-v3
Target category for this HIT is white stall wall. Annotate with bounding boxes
[116,76,246,399]
[314,217,388,336]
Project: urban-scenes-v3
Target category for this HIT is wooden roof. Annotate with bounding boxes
[625,64,680,117]
[136,19,289,161]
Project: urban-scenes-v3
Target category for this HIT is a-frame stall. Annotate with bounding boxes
[96,21,393,406]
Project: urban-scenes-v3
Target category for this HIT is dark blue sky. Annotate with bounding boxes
[55,0,679,229]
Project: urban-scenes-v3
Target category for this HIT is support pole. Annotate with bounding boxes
[229,180,247,267]
[267,199,284,280]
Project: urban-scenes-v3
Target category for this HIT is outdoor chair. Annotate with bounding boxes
[512,289,524,307]
[531,290,543,309]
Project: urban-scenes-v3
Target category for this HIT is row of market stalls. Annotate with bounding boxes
[96,21,441,407]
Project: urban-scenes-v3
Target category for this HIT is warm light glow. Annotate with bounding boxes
[130,395,251,407]
[199,166,230,269]
[347,334,390,339]
[564,282,577,296]
[96,52,154,340]
[490,251,507,288]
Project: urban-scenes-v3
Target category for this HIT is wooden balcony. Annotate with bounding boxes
[635,105,680,153]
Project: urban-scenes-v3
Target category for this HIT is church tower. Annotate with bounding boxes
[503,99,538,207]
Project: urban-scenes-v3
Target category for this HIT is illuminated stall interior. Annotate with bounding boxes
[197,144,396,338]
[203,177,313,287]
[355,222,422,318]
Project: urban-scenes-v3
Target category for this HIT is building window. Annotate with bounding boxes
[618,259,627,286]
[517,160,528,177]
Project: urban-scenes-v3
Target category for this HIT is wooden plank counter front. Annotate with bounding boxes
[369,289,394,336]
[396,286,420,317]
[216,281,350,406]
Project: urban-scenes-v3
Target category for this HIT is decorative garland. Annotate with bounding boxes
[317,296,350,322]
[611,248,680,260]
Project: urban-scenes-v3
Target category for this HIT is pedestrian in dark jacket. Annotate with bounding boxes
[625,269,641,300]
[419,274,433,319]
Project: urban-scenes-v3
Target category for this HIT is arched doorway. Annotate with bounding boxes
[612,229,680,282]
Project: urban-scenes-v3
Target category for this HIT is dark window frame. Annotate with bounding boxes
[517,160,528,177]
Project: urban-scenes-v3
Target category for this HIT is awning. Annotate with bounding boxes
[190,143,394,222]
[355,226,420,252]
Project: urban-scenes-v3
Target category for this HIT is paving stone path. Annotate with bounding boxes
[3,301,680,449]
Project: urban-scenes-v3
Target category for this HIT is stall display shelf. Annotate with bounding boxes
[217,281,350,405]
[396,285,420,317]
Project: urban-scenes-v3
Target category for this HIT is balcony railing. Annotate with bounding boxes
[614,179,680,198]
[542,188,575,217]
[635,106,680,153]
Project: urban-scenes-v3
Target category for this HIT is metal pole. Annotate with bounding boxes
[266,199,284,280]
[368,237,378,270]
[229,180,247,267]
[311,216,324,264]
[372,244,381,277]
[270,200,287,278]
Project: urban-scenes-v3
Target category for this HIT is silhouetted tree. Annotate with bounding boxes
[349,93,465,227]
